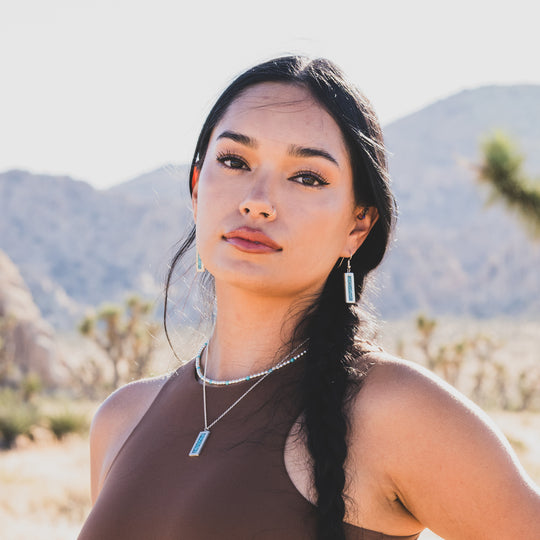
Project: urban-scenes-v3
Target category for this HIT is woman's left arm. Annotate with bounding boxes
[362,358,540,540]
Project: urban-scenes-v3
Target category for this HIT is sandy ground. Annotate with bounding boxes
[1,410,539,540]
[0,436,91,540]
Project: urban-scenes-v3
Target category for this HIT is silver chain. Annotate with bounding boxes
[201,341,308,431]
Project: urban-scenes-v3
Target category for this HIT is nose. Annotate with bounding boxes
[238,174,277,220]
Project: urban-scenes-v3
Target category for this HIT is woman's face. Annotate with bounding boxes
[193,82,376,299]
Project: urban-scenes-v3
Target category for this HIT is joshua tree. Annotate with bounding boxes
[435,340,468,388]
[478,131,540,238]
[477,133,540,409]
[516,368,540,411]
[470,334,502,406]
[79,295,160,389]
[416,314,438,370]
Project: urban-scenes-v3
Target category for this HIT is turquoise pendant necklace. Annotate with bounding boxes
[189,342,308,457]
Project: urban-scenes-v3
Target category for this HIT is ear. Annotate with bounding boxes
[191,166,200,221]
[341,206,379,258]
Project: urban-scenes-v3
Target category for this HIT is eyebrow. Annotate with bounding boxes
[216,130,340,168]
[216,130,257,147]
[288,144,339,168]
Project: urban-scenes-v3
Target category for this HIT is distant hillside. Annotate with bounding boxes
[0,167,192,328]
[1,85,539,329]
[107,164,191,202]
[376,84,540,317]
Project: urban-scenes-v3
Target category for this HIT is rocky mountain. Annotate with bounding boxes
[0,167,192,328]
[1,85,539,329]
[0,249,61,385]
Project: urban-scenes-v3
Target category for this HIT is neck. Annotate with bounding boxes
[202,281,312,381]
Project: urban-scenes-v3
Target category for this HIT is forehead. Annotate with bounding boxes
[213,83,349,158]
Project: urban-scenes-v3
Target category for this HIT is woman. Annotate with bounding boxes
[79,57,540,539]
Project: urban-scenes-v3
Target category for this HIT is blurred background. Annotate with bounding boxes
[1,1,539,538]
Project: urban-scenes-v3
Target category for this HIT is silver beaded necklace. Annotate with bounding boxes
[195,342,308,385]
[188,341,308,457]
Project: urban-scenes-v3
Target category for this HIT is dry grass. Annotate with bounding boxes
[0,435,91,540]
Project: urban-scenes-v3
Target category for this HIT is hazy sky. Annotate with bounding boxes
[2,0,539,189]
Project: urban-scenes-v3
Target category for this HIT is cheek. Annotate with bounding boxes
[196,179,231,218]
[193,181,238,252]
[295,203,353,259]
[310,195,355,234]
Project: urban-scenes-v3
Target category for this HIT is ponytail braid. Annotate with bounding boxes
[301,263,369,540]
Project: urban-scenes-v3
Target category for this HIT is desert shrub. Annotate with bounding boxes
[20,372,43,402]
[408,317,540,411]
[47,410,89,441]
[0,388,40,449]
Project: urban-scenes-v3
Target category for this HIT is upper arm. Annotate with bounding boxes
[89,395,116,504]
[89,376,167,504]
[359,358,540,540]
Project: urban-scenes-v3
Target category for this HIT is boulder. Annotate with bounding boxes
[0,249,61,386]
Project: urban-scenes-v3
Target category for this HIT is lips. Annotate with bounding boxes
[223,227,282,253]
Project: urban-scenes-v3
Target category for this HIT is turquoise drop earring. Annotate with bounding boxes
[344,258,355,304]
[196,250,205,272]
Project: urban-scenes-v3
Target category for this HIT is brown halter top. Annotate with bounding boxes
[79,357,420,540]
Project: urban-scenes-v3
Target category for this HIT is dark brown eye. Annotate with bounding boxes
[291,171,329,187]
[217,153,249,170]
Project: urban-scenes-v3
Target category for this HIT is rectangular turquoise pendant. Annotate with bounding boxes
[189,430,210,456]
[344,272,355,304]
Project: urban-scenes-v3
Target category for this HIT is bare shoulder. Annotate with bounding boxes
[89,373,170,503]
[355,351,480,417]
[351,351,540,538]
[353,351,518,463]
